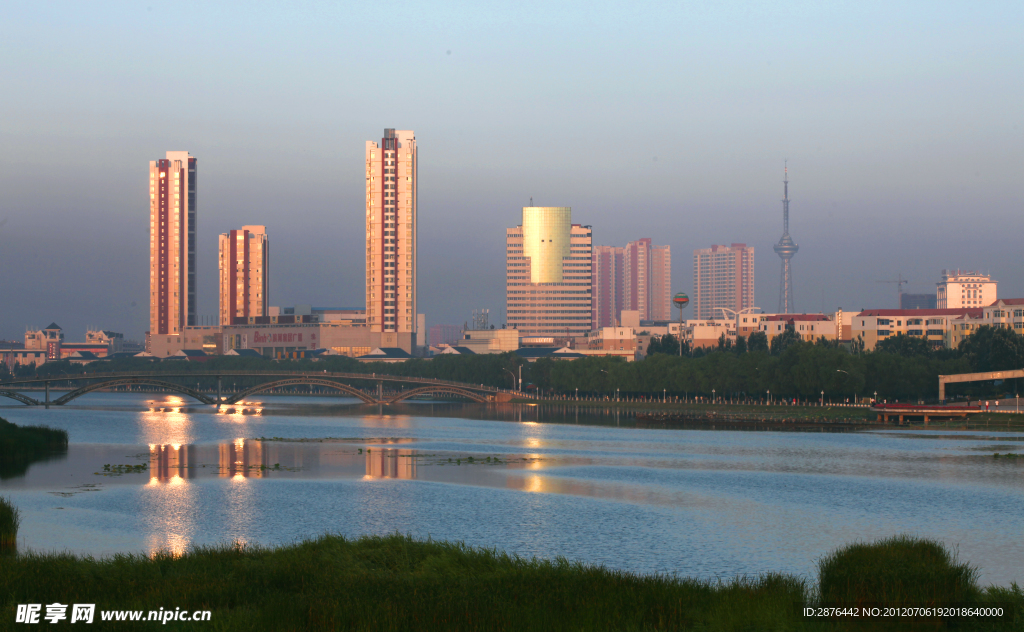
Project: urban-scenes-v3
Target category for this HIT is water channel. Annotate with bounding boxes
[2,393,1022,585]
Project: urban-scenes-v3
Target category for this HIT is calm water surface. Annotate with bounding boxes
[2,393,1022,585]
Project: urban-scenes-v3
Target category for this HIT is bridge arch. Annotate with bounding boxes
[0,390,42,406]
[384,385,490,404]
[53,379,217,406]
[225,378,377,404]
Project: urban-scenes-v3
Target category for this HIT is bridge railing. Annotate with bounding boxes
[0,370,505,394]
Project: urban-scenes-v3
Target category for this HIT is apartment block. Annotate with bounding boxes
[366,129,417,352]
[592,245,624,329]
[506,207,592,337]
[592,239,670,328]
[149,151,197,338]
[219,225,269,325]
[693,243,755,320]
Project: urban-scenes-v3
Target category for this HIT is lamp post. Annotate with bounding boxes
[575,387,578,401]
[712,388,716,403]
[663,388,666,403]
[503,368,516,391]
[836,369,852,404]
[820,390,824,406]
[767,389,770,404]
[616,387,619,402]
[873,391,878,404]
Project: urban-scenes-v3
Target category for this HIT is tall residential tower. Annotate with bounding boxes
[506,207,592,337]
[149,151,197,338]
[592,239,671,328]
[219,226,269,325]
[365,129,418,351]
[693,243,755,320]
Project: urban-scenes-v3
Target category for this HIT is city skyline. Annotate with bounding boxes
[2,3,1022,340]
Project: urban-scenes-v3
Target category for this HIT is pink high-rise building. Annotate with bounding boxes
[650,245,672,321]
[592,245,624,329]
[693,243,755,320]
[149,151,197,338]
[624,239,651,320]
[592,238,671,327]
[365,129,418,352]
[219,226,269,325]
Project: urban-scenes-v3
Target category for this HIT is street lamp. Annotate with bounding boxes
[820,390,824,406]
[503,368,516,391]
[616,387,619,402]
[663,388,666,403]
[575,387,578,401]
[712,388,716,403]
[836,369,855,404]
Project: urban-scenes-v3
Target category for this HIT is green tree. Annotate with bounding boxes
[958,325,1024,372]
[748,331,769,353]
[875,333,932,358]
[770,329,801,356]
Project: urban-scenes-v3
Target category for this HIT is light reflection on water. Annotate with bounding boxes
[1,393,1023,584]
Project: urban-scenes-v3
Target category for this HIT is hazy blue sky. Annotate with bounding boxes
[1,1,1021,342]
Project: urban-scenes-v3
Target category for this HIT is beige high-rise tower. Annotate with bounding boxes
[366,129,417,351]
[506,207,592,338]
[693,243,755,319]
[149,151,197,338]
[219,226,269,325]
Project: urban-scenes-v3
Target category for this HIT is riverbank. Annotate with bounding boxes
[1,533,1019,631]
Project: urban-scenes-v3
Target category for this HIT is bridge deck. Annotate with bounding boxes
[0,371,519,407]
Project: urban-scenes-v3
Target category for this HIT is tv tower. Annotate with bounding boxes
[773,162,798,313]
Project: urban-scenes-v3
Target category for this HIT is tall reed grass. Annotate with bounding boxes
[817,534,981,608]
[0,496,19,553]
[0,416,69,479]
[1,533,1020,631]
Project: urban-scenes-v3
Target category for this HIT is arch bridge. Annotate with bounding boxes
[0,371,516,407]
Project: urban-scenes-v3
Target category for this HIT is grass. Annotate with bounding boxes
[818,535,981,608]
[0,416,68,480]
[0,497,19,553]
[0,532,1021,631]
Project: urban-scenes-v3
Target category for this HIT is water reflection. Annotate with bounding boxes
[219,439,267,478]
[149,444,197,481]
[365,449,417,480]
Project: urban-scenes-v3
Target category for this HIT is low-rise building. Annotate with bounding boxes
[587,327,652,360]
[757,314,836,344]
[851,309,981,350]
[458,329,519,354]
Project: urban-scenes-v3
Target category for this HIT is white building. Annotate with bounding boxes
[937,270,997,309]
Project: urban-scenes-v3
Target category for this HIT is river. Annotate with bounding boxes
[2,393,1022,585]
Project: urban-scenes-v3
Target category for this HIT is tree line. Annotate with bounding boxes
[3,326,1022,402]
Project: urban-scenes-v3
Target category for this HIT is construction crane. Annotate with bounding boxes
[876,273,908,308]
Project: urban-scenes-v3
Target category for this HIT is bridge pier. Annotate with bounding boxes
[217,376,222,405]
[45,380,50,409]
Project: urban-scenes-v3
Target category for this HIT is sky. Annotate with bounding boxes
[1,1,1021,342]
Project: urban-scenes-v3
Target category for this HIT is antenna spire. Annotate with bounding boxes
[773,161,798,313]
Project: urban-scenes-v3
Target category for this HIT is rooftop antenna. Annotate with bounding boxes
[529,196,533,206]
